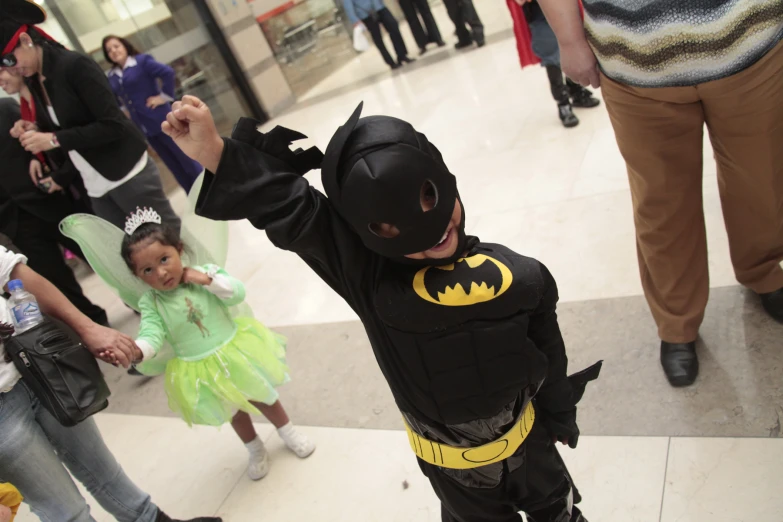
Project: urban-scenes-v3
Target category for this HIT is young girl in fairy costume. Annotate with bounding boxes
[61,182,315,481]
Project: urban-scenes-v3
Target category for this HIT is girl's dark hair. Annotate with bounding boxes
[121,222,182,271]
[23,28,66,50]
[101,35,140,67]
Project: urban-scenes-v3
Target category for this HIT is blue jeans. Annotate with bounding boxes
[0,381,160,522]
[526,1,560,66]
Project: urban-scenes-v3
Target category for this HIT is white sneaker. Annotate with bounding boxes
[281,430,316,459]
[247,446,270,480]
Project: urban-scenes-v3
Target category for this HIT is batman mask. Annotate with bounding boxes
[322,103,467,265]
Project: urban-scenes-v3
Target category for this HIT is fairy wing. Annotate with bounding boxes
[60,213,148,310]
[179,173,229,268]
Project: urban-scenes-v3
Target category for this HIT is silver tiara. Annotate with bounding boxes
[124,207,162,235]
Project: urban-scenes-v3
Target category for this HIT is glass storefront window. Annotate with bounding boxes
[256,0,356,98]
[37,0,255,191]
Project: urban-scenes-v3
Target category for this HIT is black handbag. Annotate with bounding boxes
[2,316,111,427]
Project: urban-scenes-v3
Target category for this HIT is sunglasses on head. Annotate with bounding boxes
[1,53,17,68]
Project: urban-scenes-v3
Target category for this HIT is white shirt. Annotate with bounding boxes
[47,106,147,198]
[107,56,173,107]
[0,247,29,393]
[108,55,138,80]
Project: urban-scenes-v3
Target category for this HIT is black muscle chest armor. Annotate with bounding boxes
[374,243,550,425]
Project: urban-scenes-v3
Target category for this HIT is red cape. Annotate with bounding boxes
[506,0,539,68]
[506,0,584,69]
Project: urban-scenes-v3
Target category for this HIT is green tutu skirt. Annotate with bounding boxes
[164,317,290,427]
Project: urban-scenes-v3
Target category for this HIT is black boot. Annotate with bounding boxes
[661,341,699,387]
[558,104,579,128]
[155,511,222,522]
[546,65,579,128]
[760,288,783,323]
[566,78,601,108]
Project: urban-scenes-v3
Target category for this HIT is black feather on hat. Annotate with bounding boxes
[1,0,46,23]
[1,0,46,52]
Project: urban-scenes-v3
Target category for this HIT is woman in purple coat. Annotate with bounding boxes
[103,36,202,193]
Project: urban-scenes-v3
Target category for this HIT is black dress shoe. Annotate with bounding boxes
[660,341,698,387]
[436,40,446,47]
[760,288,783,323]
[419,46,428,56]
[398,56,416,65]
[571,88,601,108]
[558,103,579,128]
[455,40,473,50]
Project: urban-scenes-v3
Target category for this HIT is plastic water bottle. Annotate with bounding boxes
[7,280,43,334]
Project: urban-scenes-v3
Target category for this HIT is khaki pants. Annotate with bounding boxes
[602,41,783,343]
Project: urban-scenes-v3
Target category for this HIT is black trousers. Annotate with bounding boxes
[442,0,484,45]
[399,0,443,49]
[362,8,409,66]
[418,422,581,522]
[11,209,108,326]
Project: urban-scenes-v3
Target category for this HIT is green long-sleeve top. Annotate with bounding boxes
[136,264,246,362]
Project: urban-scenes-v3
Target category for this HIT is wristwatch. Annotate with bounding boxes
[49,134,60,148]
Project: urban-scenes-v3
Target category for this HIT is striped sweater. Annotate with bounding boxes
[583,0,783,87]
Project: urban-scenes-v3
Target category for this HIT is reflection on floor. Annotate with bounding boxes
[19,4,783,520]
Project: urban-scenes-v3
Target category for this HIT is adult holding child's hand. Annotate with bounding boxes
[162,96,224,174]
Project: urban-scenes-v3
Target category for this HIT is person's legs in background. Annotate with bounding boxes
[459,0,484,46]
[378,8,413,65]
[601,74,706,387]
[147,133,203,194]
[399,0,429,53]
[443,0,473,48]
[413,0,445,48]
[0,382,149,522]
[12,210,108,326]
[363,14,398,68]
[700,41,783,323]
[526,1,598,128]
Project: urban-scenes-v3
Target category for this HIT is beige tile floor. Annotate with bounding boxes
[14,415,783,521]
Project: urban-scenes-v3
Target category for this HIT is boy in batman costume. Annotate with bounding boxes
[164,96,602,522]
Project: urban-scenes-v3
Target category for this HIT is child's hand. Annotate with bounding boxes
[162,95,224,173]
[97,350,119,366]
[181,267,213,286]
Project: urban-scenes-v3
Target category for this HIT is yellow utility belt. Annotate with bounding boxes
[404,402,535,470]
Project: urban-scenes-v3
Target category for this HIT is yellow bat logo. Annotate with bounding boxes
[413,254,513,306]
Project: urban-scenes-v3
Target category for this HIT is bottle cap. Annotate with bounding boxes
[7,279,23,291]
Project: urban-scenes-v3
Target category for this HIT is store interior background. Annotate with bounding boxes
[4,1,517,193]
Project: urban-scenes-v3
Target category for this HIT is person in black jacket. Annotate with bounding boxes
[0,15,180,232]
[0,93,108,326]
[163,94,601,522]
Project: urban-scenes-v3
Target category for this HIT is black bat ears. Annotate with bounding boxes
[230,117,324,176]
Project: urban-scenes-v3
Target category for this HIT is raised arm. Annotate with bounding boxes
[536,0,600,88]
[163,96,378,303]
